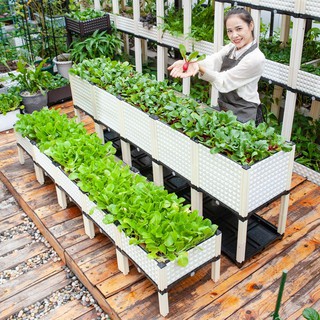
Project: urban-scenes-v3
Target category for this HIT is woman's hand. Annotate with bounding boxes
[167,60,200,78]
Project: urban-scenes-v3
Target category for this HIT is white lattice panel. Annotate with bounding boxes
[160,32,187,49]
[55,167,84,209]
[137,23,158,41]
[94,87,122,132]
[256,0,295,12]
[89,206,116,242]
[69,74,95,116]
[263,60,289,86]
[122,101,153,154]
[247,150,293,212]
[15,132,34,159]
[198,144,242,213]
[34,148,57,180]
[296,70,320,99]
[119,230,218,290]
[305,0,320,18]
[192,40,214,56]
[116,16,135,33]
[156,120,192,181]
[294,162,320,186]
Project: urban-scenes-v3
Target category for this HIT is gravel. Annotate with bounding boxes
[0,190,110,320]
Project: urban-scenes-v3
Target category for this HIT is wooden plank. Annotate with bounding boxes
[66,232,110,258]
[106,207,319,319]
[0,172,66,263]
[0,260,64,302]
[0,241,48,273]
[0,180,14,202]
[0,199,21,222]
[75,308,102,320]
[45,298,96,320]
[98,266,146,298]
[1,158,35,180]
[265,273,320,320]
[49,216,84,238]
[35,202,67,220]
[42,206,81,228]
[230,247,320,319]
[184,227,319,320]
[57,227,90,250]
[0,270,71,319]
[0,232,33,257]
[290,172,307,189]
[65,252,121,320]
[0,212,25,233]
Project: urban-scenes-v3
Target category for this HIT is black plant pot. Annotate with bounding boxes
[21,91,48,114]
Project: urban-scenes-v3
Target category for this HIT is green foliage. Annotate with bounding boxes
[9,59,52,95]
[302,308,320,320]
[66,8,105,21]
[70,58,292,165]
[15,108,218,266]
[9,60,69,94]
[0,92,24,115]
[70,30,122,63]
[160,1,214,42]
[291,113,320,172]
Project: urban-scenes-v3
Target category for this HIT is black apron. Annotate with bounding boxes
[217,43,259,123]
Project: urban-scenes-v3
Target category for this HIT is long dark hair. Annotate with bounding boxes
[225,7,254,38]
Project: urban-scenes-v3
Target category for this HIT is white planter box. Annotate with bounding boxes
[82,196,117,243]
[121,101,153,155]
[32,145,57,180]
[137,22,158,41]
[192,40,214,56]
[15,131,35,159]
[297,70,320,99]
[305,0,320,18]
[94,86,122,133]
[160,31,188,50]
[293,161,320,186]
[156,120,192,181]
[113,15,135,33]
[0,109,20,132]
[198,143,295,216]
[255,0,295,13]
[263,60,289,86]
[69,74,95,117]
[114,227,221,316]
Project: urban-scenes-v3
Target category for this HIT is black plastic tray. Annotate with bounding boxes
[203,199,282,266]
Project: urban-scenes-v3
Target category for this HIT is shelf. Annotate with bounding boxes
[203,199,282,266]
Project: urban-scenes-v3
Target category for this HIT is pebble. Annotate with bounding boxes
[1,195,110,320]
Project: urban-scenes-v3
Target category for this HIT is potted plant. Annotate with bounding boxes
[0,92,24,131]
[9,59,51,113]
[52,53,72,79]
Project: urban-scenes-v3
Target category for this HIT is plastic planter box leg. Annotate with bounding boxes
[83,214,95,239]
[34,163,45,185]
[17,145,25,165]
[55,185,68,209]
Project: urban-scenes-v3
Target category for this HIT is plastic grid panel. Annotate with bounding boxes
[120,231,217,289]
[257,0,295,12]
[137,24,158,41]
[161,32,186,49]
[89,207,116,242]
[33,147,57,180]
[296,70,320,99]
[198,143,242,213]
[0,109,19,131]
[156,121,192,181]
[122,102,152,155]
[305,0,320,18]
[94,87,122,133]
[247,150,292,212]
[15,132,34,159]
[69,75,95,116]
[293,162,320,186]
[193,40,214,56]
[55,167,84,209]
[116,16,135,33]
[263,60,289,86]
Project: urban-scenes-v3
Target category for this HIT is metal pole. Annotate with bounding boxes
[273,270,288,320]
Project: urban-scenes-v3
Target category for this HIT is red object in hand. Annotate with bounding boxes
[183,62,189,72]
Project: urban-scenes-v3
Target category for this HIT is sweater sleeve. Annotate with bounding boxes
[199,48,265,93]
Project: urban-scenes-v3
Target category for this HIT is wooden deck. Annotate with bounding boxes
[0,101,319,319]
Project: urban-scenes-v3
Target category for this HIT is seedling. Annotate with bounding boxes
[178,44,206,72]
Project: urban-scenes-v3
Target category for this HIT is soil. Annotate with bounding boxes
[0,61,18,73]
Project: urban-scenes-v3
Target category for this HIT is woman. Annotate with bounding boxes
[168,7,265,123]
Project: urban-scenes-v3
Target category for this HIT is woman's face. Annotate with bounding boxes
[226,15,254,50]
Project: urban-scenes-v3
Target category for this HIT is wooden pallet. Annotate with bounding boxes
[0,101,319,319]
